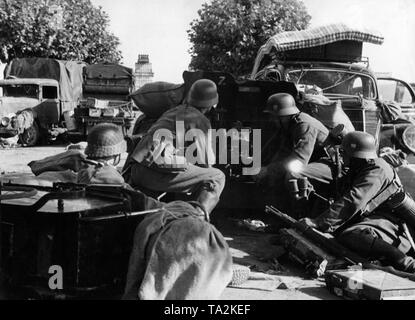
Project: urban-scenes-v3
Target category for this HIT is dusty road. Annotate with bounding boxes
[0,145,336,300]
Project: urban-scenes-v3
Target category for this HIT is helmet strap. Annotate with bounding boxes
[113,154,121,166]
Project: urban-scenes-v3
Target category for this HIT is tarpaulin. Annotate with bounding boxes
[123,202,233,300]
[84,63,133,79]
[252,23,384,78]
[4,58,85,113]
[83,63,133,96]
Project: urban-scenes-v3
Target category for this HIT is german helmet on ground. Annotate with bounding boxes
[265,93,300,116]
[85,123,127,159]
[188,79,219,109]
[341,131,378,159]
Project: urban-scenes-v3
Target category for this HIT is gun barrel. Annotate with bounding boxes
[265,205,297,225]
[265,205,308,232]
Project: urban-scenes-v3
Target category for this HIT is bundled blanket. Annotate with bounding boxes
[123,201,233,300]
[28,150,87,175]
[301,93,355,133]
[27,149,126,185]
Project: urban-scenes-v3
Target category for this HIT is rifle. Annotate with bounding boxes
[265,205,415,282]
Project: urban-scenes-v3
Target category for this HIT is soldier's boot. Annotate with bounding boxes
[369,237,415,273]
[339,229,415,273]
[396,256,415,273]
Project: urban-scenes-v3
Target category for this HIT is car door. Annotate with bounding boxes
[377,78,415,153]
[377,77,415,119]
[33,85,60,125]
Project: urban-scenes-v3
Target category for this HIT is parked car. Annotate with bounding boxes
[250,23,415,153]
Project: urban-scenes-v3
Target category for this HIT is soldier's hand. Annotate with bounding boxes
[299,217,318,229]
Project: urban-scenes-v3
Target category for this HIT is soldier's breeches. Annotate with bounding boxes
[130,163,226,197]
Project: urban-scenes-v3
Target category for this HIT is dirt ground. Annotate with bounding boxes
[0,144,337,300]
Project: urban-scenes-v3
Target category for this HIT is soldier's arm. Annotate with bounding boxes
[286,123,316,165]
[314,167,384,232]
[262,126,314,181]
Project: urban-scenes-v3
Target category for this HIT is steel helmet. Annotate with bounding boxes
[188,79,219,109]
[341,131,378,159]
[265,93,300,116]
[85,123,127,159]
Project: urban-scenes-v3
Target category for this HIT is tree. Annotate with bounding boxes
[188,0,311,78]
[0,0,122,64]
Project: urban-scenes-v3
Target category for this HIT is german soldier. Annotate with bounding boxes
[254,93,339,207]
[77,123,127,184]
[301,131,415,273]
[129,79,225,214]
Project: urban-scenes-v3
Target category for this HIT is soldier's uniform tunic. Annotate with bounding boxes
[267,112,333,184]
[130,104,225,197]
[314,158,415,271]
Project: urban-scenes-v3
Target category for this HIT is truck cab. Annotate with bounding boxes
[0,78,61,145]
[0,58,85,146]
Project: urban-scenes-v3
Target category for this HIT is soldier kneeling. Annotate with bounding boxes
[301,132,415,273]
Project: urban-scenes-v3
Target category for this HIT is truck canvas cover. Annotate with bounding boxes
[83,64,133,97]
[252,23,385,77]
[4,58,85,113]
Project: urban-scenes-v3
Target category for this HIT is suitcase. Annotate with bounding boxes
[0,183,151,299]
[325,268,415,300]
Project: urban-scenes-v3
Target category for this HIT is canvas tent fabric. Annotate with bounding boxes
[251,23,384,78]
[84,63,133,80]
[4,58,85,113]
[83,64,133,96]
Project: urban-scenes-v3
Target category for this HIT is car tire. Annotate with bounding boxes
[19,121,41,147]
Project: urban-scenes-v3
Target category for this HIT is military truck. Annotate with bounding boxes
[0,59,137,146]
[68,63,138,141]
[0,58,85,146]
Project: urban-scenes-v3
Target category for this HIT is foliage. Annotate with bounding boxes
[188,0,311,78]
[0,0,122,64]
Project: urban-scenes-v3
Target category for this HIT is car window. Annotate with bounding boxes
[2,84,39,98]
[42,86,58,99]
[287,69,376,99]
[378,79,414,104]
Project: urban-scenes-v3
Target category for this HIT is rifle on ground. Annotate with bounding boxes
[265,205,415,282]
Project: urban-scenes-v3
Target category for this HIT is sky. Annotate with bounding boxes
[90,0,415,84]
[0,0,410,84]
